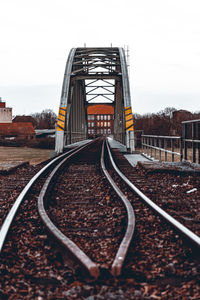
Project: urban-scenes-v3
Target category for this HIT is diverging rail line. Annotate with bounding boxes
[101,140,135,276]
[1,137,200,299]
[38,138,135,279]
[1,137,199,284]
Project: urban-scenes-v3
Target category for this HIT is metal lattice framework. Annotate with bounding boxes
[55,47,134,153]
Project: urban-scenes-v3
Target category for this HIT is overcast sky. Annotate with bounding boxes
[0,0,200,116]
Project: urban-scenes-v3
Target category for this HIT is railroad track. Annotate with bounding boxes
[110,147,200,241]
[0,138,200,298]
[0,144,90,252]
[38,138,135,278]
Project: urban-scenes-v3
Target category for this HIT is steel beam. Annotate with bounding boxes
[55,48,77,153]
[55,47,134,153]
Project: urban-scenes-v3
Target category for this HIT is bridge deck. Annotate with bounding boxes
[124,153,151,167]
[64,139,92,149]
[108,137,151,166]
[63,138,150,167]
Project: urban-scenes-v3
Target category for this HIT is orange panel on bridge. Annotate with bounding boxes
[87,104,114,115]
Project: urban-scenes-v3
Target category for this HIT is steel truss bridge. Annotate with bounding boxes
[55,47,134,153]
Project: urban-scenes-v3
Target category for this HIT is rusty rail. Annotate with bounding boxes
[101,139,135,276]
[38,139,100,278]
[0,146,81,253]
[38,138,135,278]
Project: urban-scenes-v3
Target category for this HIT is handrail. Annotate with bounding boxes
[142,134,181,139]
[142,134,182,162]
[182,119,200,163]
[182,119,200,124]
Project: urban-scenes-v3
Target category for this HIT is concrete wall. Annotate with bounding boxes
[0,108,12,123]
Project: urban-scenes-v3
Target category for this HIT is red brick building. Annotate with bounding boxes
[0,100,36,140]
[169,110,194,136]
[87,104,114,137]
[0,122,36,140]
[0,101,6,108]
[13,115,37,128]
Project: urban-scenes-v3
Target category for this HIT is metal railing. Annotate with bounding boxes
[142,119,200,163]
[182,119,200,164]
[142,135,182,162]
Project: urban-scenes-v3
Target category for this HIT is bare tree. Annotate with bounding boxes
[134,107,196,136]
[31,109,57,129]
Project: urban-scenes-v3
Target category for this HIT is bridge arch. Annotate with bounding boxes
[55,47,134,153]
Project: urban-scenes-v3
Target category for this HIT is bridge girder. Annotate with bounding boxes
[55,47,134,153]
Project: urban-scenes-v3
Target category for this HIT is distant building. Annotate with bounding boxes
[13,115,37,128]
[87,104,114,137]
[170,109,193,136]
[0,98,36,140]
[0,122,36,140]
[172,110,193,123]
[0,101,5,108]
[0,98,12,123]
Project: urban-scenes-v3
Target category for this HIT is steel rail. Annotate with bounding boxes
[101,139,135,276]
[0,145,84,253]
[106,139,200,249]
[38,138,135,278]
[38,139,100,279]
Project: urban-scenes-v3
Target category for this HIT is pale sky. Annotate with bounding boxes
[0,0,200,116]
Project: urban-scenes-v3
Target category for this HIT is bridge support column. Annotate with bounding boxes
[129,130,135,153]
[126,130,130,151]
[55,131,64,153]
[126,130,135,153]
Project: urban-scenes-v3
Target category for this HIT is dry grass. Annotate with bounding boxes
[0,147,51,165]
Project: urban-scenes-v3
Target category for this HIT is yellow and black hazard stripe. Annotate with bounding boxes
[125,106,134,131]
[56,107,67,131]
